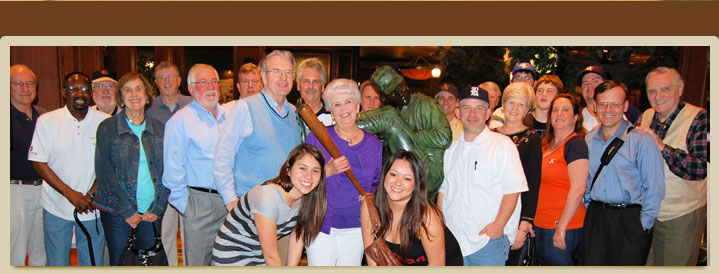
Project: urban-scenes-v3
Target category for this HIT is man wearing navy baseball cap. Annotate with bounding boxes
[438,86,528,266]
[90,69,121,116]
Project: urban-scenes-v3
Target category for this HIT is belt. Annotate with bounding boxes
[188,186,219,194]
[591,200,640,209]
[10,179,43,186]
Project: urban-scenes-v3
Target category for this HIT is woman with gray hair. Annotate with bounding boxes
[492,82,543,265]
[303,78,383,266]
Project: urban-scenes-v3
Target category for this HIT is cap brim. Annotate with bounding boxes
[92,77,117,83]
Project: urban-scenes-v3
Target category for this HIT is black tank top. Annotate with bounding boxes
[385,226,463,266]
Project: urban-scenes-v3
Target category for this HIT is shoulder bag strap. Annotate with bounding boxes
[589,127,634,192]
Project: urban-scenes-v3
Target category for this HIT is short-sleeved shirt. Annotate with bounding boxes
[212,184,300,266]
[28,107,109,221]
[535,134,588,229]
[11,104,46,181]
[439,127,528,256]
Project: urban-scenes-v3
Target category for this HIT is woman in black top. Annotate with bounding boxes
[493,82,543,265]
[360,151,462,266]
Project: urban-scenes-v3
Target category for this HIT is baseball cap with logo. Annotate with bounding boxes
[578,65,608,80]
[434,83,459,99]
[458,86,490,105]
[91,69,117,84]
[511,62,538,80]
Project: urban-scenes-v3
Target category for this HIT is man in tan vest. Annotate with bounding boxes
[636,67,708,266]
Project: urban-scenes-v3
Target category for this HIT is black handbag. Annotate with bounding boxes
[118,222,168,266]
[522,235,542,266]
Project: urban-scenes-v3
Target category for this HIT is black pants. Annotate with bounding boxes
[578,201,653,266]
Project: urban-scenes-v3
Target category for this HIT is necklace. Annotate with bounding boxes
[335,127,361,145]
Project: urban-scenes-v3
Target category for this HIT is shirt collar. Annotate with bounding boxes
[116,109,156,136]
[653,101,685,125]
[593,119,630,142]
[459,126,489,145]
[260,89,290,117]
[189,99,225,123]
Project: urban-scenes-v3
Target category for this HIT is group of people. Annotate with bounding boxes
[10,50,707,267]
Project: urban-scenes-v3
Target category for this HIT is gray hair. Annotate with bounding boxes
[296,58,327,85]
[645,66,683,87]
[322,78,361,111]
[479,81,501,98]
[187,63,218,85]
[154,60,180,77]
[502,82,535,109]
[260,50,295,72]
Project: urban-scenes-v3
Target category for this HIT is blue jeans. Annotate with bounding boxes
[43,209,105,266]
[535,227,583,266]
[100,211,163,266]
[463,234,509,266]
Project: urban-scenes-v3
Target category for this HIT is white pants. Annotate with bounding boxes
[10,184,45,266]
[306,227,364,266]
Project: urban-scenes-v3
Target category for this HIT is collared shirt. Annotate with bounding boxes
[261,89,292,118]
[28,106,110,221]
[162,100,226,214]
[147,94,192,124]
[439,127,528,256]
[584,119,666,229]
[11,104,45,181]
[635,102,708,180]
[449,117,463,143]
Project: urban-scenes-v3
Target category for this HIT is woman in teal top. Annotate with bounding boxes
[93,73,169,265]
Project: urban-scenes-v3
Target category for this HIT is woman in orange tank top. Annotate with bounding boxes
[534,94,589,265]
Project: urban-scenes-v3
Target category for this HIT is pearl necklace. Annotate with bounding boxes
[335,127,361,145]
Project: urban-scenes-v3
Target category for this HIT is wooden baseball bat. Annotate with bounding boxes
[299,104,367,196]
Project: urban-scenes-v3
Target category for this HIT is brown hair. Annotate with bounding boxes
[373,150,444,256]
[116,72,154,109]
[542,94,586,146]
[263,143,327,245]
[533,74,564,93]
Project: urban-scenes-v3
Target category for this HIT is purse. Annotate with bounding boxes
[363,193,402,266]
[118,222,168,266]
[522,235,542,266]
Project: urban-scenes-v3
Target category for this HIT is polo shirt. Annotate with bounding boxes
[28,106,109,221]
[10,104,45,181]
[439,127,528,256]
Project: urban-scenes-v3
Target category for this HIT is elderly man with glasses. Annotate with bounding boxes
[90,70,121,115]
[212,50,302,265]
[10,64,47,266]
[147,60,192,266]
[163,63,231,266]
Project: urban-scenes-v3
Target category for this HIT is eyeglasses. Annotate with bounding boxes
[596,102,623,109]
[92,84,116,90]
[10,81,36,88]
[512,75,534,81]
[66,86,90,93]
[191,79,220,88]
[158,74,177,80]
[264,69,295,78]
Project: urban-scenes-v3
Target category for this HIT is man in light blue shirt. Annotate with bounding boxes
[578,80,665,266]
[212,50,302,265]
[162,63,230,266]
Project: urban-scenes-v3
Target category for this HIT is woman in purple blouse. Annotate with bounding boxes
[305,78,382,266]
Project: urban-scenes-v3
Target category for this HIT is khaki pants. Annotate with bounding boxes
[646,206,706,266]
[10,184,45,266]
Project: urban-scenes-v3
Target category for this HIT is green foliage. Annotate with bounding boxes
[136,52,157,97]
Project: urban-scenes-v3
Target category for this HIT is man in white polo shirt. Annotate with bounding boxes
[29,72,110,266]
[438,86,527,266]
